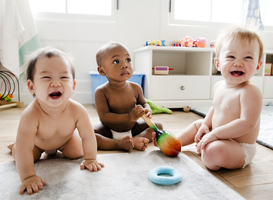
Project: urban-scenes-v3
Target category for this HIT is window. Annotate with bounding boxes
[260,0,273,26]
[29,0,118,22]
[170,0,273,29]
[170,0,243,26]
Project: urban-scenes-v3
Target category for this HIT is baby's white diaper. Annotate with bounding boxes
[240,143,256,168]
[111,130,132,140]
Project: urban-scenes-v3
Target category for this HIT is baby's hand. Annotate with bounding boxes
[129,105,145,121]
[80,159,104,172]
[20,175,46,195]
[152,132,158,147]
[144,108,152,119]
[194,124,210,144]
[196,132,218,153]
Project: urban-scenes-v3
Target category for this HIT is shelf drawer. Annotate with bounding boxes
[150,76,210,100]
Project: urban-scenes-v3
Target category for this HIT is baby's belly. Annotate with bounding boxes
[35,134,72,151]
[212,112,239,129]
[212,114,260,144]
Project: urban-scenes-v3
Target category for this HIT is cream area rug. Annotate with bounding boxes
[0,151,245,200]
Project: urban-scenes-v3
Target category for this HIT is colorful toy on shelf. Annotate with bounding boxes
[142,114,181,157]
[146,40,167,47]
[172,40,181,47]
[181,36,193,47]
[192,41,197,47]
[210,40,215,48]
[172,36,208,48]
[152,66,174,75]
[197,37,207,48]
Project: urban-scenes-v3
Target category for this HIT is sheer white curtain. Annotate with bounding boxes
[0,0,40,77]
[241,0,264,31]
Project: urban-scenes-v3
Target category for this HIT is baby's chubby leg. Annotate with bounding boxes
[176,119,204,146]
[58,129,84,159]
[201,139,245,170]
[94,123,134,151]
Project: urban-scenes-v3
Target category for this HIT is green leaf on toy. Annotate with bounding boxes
[145,98,172,114]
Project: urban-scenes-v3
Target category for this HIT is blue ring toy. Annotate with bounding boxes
[149,166,182,185]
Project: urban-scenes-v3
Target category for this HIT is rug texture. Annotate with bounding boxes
[256,106,273,149]
[191,105,273,150]
[0,151,245,200]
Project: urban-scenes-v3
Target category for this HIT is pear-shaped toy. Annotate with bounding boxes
[142,114,181,157]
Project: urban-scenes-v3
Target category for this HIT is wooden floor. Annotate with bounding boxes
[1,104,273,199]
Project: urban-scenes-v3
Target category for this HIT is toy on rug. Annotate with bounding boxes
[196,37,207,48]
[149,166,182,185]
[142,114,181,157]
[145,98,172,114]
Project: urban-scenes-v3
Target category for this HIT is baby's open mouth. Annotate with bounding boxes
[49,91,62,99]
[230,71,244,76]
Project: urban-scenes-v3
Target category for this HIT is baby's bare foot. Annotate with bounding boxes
[118,136,134,152]
[132,137,149,151]
[7,143,15,151]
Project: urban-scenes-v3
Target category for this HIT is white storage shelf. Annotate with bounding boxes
[134,46,273,108]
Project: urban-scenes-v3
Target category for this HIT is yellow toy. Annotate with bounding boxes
[149,40,161,46]
[146,40,166,46]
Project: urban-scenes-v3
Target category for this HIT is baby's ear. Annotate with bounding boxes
[27,79,35,95]
[72,80,76,93]
[97,66,106,76]
[214,58,221,71]
[255,61,263,73]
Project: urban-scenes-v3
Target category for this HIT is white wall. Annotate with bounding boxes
[20,0,273,105]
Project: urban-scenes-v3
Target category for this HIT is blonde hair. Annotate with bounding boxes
[215,26,263,61]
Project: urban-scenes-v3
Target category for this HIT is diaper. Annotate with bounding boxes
[239,143,256,168]
[111,130,132,140]
[45,149,57,155]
